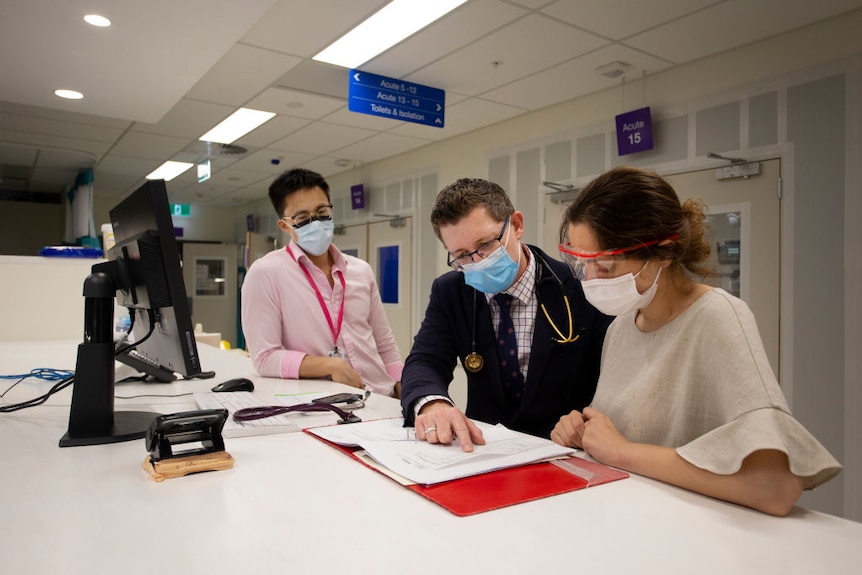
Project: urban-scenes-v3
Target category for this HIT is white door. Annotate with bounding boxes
[542,159,781,375]
[667,159,781,375]
[182,243,238,348]
[368,217,413,360]
[334,223,368,260]
[245,231,275,268]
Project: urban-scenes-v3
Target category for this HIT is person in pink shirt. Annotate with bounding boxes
[241,168,403,397]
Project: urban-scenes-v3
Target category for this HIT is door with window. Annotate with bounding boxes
[334,218,413,361]
[181,242,238,348]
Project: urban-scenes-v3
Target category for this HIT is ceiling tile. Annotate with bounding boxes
[235,115,312,148]
[625,0,862,64]
[366,0,527,78]
[407,14,608,95]
[95,155,163,178]
[542,0,721,40]
[268,121,377,156]
[483,44,672,110]
[0,129,110,160]
[132,99,236,139]
[110,132,191,161]
[185,44,303,107]
[241,0,387,57]
[228,149,316,174]
[246,87,347,120]
[1,113,126,142]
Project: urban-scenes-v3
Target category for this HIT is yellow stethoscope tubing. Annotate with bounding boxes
[463,254,579,374]
[540,292,579,344]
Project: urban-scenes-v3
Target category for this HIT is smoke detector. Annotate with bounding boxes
[595,61,631,79]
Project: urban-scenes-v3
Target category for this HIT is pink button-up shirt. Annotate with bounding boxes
[241,242,403,396]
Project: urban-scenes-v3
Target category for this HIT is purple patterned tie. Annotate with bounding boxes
[494,293,524,403]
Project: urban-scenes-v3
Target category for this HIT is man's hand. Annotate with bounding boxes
[550,409,586,448]
[415,402,485,452]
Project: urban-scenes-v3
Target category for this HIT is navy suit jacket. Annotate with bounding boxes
[401,245,612,438]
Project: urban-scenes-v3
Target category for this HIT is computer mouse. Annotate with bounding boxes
[211,378,255,392]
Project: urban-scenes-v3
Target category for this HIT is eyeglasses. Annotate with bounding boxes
[559,235,678,280]
[447,217,509,271]
[281,204,334,229]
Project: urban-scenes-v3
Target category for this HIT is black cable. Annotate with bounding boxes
[114,309,157,357]
[0,373,76,413]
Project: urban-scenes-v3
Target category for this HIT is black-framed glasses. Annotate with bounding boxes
[281,204,334,229]
[447,217,509,271]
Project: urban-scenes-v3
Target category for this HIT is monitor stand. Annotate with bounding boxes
[59,269,161,448]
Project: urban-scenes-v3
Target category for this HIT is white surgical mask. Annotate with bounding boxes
[295,219,334,256]
[581,262,661,316]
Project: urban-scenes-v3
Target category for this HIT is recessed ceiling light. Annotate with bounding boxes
[84,14,111,27]
[55,89,84,100]
[146,161,194,181]
[313,0,469,69]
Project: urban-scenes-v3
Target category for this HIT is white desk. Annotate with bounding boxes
[1,340,860,575]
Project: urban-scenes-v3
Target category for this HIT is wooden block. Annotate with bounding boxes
[142,451,234,482]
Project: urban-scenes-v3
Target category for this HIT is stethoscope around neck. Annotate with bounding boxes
[463,252,580,374]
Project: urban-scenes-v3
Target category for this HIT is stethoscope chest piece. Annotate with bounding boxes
[464,352,484,373]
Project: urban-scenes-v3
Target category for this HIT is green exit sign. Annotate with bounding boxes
[170,203,191,217]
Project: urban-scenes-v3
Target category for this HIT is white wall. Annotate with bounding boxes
[0,256,99,341]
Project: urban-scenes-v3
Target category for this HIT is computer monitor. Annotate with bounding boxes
[59,179,203,447]
[108,180,201,381]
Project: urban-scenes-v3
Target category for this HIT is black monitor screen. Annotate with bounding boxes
[108,179,201,381]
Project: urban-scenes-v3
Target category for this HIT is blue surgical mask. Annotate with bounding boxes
[295,219,334,256]
[461,230,521,294]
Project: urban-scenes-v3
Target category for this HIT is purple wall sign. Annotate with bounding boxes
[615,106,654,156]
[351,184,366,210]
[246,213,255,232]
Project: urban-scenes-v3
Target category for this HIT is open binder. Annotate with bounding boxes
[305,427,629,516]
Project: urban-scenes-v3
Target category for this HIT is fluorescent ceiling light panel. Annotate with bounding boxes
[313,0,469,69]
[199,108,276,144]
[146,161,194,181]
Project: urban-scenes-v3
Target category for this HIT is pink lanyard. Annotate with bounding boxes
[286,246,346,351]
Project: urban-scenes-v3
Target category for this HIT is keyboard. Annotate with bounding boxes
[194,391,300,438]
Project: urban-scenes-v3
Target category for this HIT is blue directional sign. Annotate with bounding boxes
[348,69,445,128]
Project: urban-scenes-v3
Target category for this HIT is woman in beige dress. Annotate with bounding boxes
[551,166,841,516]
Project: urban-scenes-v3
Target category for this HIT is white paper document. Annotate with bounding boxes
[308,419,574,485]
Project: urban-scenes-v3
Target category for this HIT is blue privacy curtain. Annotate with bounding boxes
[64,168,99,247]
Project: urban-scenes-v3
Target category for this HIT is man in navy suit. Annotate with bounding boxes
[401,178,611,452]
